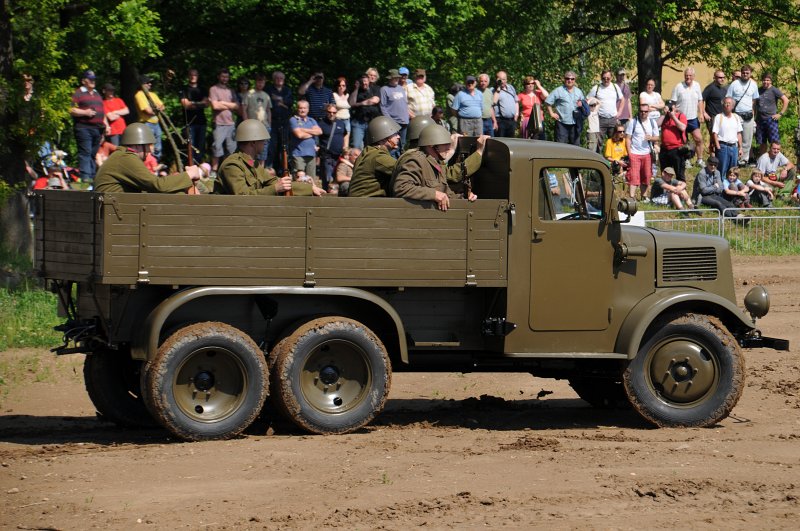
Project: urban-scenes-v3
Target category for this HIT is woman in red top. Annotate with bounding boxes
[102,83,130,146]
[518,76,549,140]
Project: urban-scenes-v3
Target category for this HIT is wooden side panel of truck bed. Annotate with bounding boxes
[34,191,508,288]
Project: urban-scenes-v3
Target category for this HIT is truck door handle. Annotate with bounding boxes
[533,229,546,239]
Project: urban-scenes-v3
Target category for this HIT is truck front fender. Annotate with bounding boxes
[131,286,409,363]
[615,288,755,359]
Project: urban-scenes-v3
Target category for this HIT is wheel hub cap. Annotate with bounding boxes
[193,371,215,391]
[319,365,339,385]
[648,339,717,404]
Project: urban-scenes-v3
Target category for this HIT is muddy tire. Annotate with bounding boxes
[568,377,630,409]
[83,349,156,428]
[271,317,391,435]
[143,322,268,441]
[623,314,745,427]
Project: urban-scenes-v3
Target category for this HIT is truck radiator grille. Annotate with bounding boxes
[662,247,717,282]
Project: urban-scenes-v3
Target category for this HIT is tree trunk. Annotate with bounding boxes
[636,27,663,92]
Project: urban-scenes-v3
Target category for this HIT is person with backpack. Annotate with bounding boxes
[625,100,660,201]
[588,69,623,144]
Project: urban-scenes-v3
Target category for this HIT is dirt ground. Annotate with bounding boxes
[1,256,798,530]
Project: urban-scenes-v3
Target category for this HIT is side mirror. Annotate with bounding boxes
[617,196,638,223]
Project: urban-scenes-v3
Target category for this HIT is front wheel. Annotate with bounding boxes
[623,314,745,427]
[143,322,269,441]
[271,317,391,435]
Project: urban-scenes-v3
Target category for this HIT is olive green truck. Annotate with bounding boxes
[32,139,788,441]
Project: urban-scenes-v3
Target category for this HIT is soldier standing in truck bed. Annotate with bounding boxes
[391,124,483,211]
[94,123,201,193]
[347,116,401,197]
[216,119,324,196]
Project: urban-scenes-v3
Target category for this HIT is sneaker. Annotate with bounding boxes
[685,160,693,169]
[209,170,218,180]
[737,159,747,167]
[697,159,706,168]
[642,197,651,204]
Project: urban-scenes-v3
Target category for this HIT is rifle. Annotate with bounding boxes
[141,82,198,193]
[281,125,293,196]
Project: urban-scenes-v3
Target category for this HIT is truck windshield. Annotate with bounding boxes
[539,167,604,220]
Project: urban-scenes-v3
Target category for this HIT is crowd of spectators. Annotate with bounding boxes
[31,62,800,207]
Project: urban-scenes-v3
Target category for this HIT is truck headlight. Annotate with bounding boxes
[744,286,770,320]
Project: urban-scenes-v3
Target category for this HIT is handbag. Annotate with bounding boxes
[572,98,590,123]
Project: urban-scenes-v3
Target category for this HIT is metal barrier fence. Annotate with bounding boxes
[643,207,800,254]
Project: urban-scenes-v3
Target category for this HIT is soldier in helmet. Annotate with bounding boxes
[94,123,202,193]
[347,116,402,197]
[216,119,324,196]
[392,124,488,211]
[405,115,434,150]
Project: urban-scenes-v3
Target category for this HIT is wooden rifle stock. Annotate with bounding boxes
[281,126,293,196]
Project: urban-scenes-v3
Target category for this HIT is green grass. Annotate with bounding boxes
[0,287,63,351]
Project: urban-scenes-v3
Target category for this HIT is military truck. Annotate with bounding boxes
[32,138,787,441]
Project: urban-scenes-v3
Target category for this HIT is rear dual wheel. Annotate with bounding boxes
[83,348,156,428]
[143,322,268,441]
[270,317,391,435]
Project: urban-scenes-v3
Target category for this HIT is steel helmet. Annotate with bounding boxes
[366,116,401,144]
[417,124,452,147]
[235,119,269,142]
[121,123,156,145]
[407,115,434,144]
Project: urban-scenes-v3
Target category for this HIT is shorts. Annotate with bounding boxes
[686,118,700,133]
[212,124,236,157]
[755,116,780,145]
[627,153,652,186]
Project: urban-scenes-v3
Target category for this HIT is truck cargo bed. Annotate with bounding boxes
[33,191,509,288]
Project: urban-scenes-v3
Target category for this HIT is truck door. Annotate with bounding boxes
[529,164,614,331]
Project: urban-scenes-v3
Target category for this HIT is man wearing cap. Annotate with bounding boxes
[348,116,401,197]
[349,72,381,149]
[391,124,483,211]
[492,70,518,137]
[217,119,322,196]
[94,123,201,193]
[70,69,109,183]
[406,69,435,121]
[101,83,129,146]
[451,76,483,137]
[398,67,412,87]
[650,166,693,210]
[691,156,738,217]
[134,75,165,162]
[615,69,633,125]
[298,71,334,121]
[380,69,410,154]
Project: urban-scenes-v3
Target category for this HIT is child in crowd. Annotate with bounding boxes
[724,168,751,208]
[650,166,693,210]
[746,169,774,207]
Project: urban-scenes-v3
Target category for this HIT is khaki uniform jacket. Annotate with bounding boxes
[216,152,312,195]
[94,149,192,193]
[347,145,397,197]
[391,149,482,200]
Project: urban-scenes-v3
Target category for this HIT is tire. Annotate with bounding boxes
[143,322,269,441]
[623,313,745,428]
[271,316,391,435]
[568,377,630,409]
[83,349,157,428]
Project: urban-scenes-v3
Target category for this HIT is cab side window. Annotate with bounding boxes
[538,167,604,220]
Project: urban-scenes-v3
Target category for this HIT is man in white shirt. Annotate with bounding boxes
[588,69,623,144]
[757,141,796,193]
[671,67,705,166]
[726,64,759,165]
[711,97,743,180]
[625,101,659,201]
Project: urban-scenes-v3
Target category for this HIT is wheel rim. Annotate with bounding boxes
[173,347,248,423]
[645,336,720,406]
[299,339,372,415]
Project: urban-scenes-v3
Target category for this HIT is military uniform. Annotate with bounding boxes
[216,151,312,195]
[347,145,397,197]
[94,149,192,193]
[391,149,482,200]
